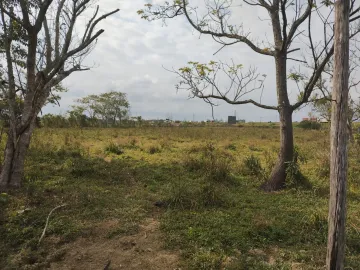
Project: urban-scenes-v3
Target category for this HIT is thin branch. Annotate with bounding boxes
[38,204,67,245]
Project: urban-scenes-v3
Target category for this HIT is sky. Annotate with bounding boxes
[42,0,331,122]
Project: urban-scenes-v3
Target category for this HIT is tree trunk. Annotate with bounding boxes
[261,53,294,191]
[347,121,354,143]
[326,0,350,268]
[261,106,294,191]
[0,119,36,189]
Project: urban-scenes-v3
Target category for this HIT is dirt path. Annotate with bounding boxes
[50,218,179,270]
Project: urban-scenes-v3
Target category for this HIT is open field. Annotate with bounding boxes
[0,126,359,269]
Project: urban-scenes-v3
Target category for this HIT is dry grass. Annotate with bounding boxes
[0,125,359,269]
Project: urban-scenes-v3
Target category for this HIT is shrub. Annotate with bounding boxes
[224,143,237,151]
[297,120,321,130]
[243,155,265,178]
[148,145,161,154]
[167,179,199,209]
[285,146,311,189]
[104,142,124,155]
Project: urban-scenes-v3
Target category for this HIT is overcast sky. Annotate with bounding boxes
[42,0,327,122]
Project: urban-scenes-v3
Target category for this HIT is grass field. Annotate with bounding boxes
[0,126,359,269]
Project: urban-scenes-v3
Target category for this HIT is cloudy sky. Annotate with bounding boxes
[42,0,328,122]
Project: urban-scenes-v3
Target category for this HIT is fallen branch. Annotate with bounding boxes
[38,204,67,245]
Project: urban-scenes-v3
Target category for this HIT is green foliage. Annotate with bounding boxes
[104,142,124,155]
[287,72,304,82]
[243,155,265,179]
[297,120,321,130]
[224,142,237,151]
[285,146,310,189]
[148,145,162,154]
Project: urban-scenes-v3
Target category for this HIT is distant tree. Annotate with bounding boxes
[313,96,360,141]
[95,91,130,126]
[139,0,360,191]
[41,114,68,128]
[0,1,119,189]
[70,91,130,127]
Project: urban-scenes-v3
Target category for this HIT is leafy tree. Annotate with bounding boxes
[70,91,130,127]
[94,91,130,126]
[0,1,119,189]
[139,0,360,191]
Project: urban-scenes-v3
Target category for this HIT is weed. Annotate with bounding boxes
[243,155,265,178]
[224,143,237,151]
[148,145,161,154]
[315,152,330,178]
[167,178,199,210]
[104,142,124,155]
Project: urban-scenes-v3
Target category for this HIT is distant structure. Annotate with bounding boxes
[237,119,246,123]
[228,116,236,124]
[302,117,318,122]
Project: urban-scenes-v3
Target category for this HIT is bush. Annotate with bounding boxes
[148,145,161,154]
[104,142,124,155]
[297,120,321,130]
[285,146,311,189]
[243,155,265,178]
[167,179,199,209]
[224,143,237,151]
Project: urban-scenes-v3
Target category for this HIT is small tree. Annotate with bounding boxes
[0,1,119,189]
[138,0,360,191]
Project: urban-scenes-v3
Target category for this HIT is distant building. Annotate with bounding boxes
[302,117,318,122]
[228,116,236,124]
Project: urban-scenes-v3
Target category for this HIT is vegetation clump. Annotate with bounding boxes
[297,120,321,130]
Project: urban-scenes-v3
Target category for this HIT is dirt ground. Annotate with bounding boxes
[50,217,180,270]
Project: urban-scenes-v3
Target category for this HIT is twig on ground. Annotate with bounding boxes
[38,204,67,245]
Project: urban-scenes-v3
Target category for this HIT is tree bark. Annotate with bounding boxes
[261,106,294,191]
[261,53,294,191]
[326,0,350,268]
[347,121,354,143]
[0,119,36,189]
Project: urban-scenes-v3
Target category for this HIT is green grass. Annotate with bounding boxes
[0,126,359,269]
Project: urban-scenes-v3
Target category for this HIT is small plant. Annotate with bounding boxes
[248,144,261,151]
[225,143,237,151]
[243,155,264,178]
[167,179,198,209]
[129,138,137,148]
[285,146,311,188]
[104,142,124,155]
[200,183,227,207]
[315,152,330,178]
[148,145,161,154]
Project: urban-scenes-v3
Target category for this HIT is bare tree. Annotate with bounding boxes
[312,41,360,141]
[0,0,119,189]
[326,0,350,267]
[138,0,360,191]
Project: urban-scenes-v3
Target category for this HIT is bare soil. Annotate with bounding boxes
[50,218,180,270]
